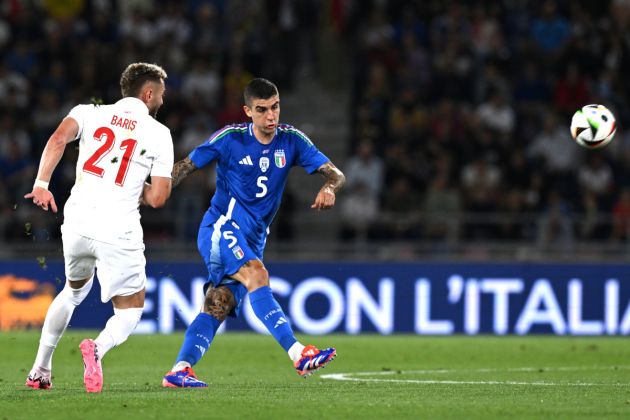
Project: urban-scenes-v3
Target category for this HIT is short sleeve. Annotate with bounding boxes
[188,128,227,169]
[66,104,92,140]
[293,129,329,174]
[150,128,174,178]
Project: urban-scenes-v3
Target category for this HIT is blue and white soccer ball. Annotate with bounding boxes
[570,104,617,149]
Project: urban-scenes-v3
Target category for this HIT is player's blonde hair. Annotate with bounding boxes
[120,63,167,98]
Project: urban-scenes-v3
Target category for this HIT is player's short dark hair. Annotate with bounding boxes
[244,78,278,106]
[120,63,167,98]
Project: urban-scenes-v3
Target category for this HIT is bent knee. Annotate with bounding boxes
[202,286,236,321]
[243,260,269,290]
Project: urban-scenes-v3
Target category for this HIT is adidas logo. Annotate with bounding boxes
[239,155,253,165]
[303,348,318,357]
[195,344,206,356]
[274,317,287,328]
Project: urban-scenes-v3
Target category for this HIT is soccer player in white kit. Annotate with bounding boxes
[24,63,174,393]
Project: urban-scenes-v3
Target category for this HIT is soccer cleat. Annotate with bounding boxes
[294,345,337,378]
[25,370,52,390]
[162,367,208,388]
[80,339,103,393]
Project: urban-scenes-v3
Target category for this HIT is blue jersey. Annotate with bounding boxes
[189,122,329,255]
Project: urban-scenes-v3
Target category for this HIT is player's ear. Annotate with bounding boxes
[140,85,152,103]
[243,105,252,118]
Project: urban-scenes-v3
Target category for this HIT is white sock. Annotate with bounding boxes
[288,342,305,363]
[94,307,143,358]
[173,361,191,371]
[33,278,93,371]
[29,366,50,379]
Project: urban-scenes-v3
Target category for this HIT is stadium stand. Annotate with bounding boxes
[1,0,630,261]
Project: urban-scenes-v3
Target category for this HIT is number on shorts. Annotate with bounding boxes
[223,230,237,248]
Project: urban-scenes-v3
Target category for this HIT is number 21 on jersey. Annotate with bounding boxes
[83,126,137,187]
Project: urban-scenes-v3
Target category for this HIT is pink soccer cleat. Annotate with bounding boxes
[80,339,103,393]
[25,369,52,390]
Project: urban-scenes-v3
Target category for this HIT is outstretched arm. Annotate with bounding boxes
[171,157,198,188]
[24,117,79,212]
[311,161,345,210]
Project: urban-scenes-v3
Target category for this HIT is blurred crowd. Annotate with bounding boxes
[0,0,334,244]
[341,0,630,250]
[3,0,630,253]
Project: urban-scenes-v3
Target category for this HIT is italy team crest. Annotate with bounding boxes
[232,245,244,260]
[274,150,286,168]
[259,157,270,172]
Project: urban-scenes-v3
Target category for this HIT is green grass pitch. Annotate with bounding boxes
[2,332,630,419]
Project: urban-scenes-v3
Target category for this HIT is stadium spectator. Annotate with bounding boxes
[476,90,516,137]
[31,91,63,145]
[0,61,29,110]
[216,86,247,126]
[0,113,31,158]
[339,138,384,241]
[536,189,575,253]
[514,63,551,106]
[612,187,630,242]
[578,190,608,240]
[0,137,35,205]
[5,39,38,76]
[460,155,502,238]
[497,189,529,240]
[378,176,423,240]
[344,139,384,201]
[530,0,571,56]
[340,181,379,241]
[553,62,591,115]
[474,61,511,105]
[422,171,462,242]
[526,112,582,196]
[577,153,614,209]
[119,9,158,48]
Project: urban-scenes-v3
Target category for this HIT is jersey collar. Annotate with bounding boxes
[249,123,277,145]
[116,97,149,114]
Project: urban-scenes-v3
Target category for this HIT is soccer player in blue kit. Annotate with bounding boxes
[162,78,346,387]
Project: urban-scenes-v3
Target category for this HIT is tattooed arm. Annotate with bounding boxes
[172,157,198,188]
[311,161,345,210]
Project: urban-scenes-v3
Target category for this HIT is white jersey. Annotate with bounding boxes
[62,97,173,247]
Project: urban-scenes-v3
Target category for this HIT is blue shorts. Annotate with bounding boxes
[197,220,255,317]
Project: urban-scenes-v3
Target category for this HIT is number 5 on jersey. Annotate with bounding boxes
[256,176,268,198]
[83,126,138,187]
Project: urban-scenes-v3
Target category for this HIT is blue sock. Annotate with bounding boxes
[175,312,221,366]
[249,286,297,352]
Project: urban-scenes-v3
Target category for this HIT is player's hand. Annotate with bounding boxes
[311,186,336,210]
[139,182,150,206]
[24,187,58,213]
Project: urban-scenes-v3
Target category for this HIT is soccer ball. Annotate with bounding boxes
[570,104,617,149]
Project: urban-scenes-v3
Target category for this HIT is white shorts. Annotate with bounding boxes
[62,227,146,303]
